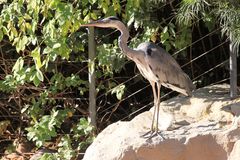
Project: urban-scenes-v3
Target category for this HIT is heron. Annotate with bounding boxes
[82,16,195,138]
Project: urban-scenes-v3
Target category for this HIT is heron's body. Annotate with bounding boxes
[134,42,194,96]
[82,16,195,138]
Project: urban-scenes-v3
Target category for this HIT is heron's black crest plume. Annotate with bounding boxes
[147,48,153,56]
[108,16,120,21]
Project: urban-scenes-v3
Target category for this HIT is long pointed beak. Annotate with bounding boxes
[81,20,105,27]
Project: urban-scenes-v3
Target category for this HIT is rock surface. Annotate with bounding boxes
[83,84,240,160]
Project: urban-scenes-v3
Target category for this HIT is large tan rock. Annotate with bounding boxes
[83,84,240,160]
[229,140,240,160]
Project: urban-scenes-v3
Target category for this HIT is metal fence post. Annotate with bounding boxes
[229,42,238,98]
[88,26,97,129]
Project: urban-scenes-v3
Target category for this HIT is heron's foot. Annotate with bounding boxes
[140,130,165,140]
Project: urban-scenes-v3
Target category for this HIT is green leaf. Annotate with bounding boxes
[105,6,115,17]
[113,0,121,14]
[81,0,88,7]
[16,36,28,52]
[31,35,38,45]
[36,69,44,82]
[134,0,141,8]
[160,27,169,43]
[31,47,42,69]
[83,14,90,22]
[22,35,28,44]
[61,21,71,36]
[25,22,32,32]
[162,26,168,33]
[111,84,125,100]
[0,0,7,4]
[89,0,97,5]
[53,43,61,49]
[39,153,57,160]
[36,141,43,148]
[102,2,109,14]
[33,75,40,86]
[83,9,88,16]
[0,29,3,41]
[58,43,71,59]
[12,57,24,73]
[90,12,97,20]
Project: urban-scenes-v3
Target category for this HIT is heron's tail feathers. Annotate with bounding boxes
[162,73,195,97]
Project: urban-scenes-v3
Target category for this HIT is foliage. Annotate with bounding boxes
[72,117,95,150]
[30,118,94,160]
[0,0,148,158]
[176,0,210,26]
[56,135,76,160]
[176,0,240,46]
[216,1,240,47]
[97,41,125,75]
[39,153,57,160]
[111,84,126,100]
[26,108,72,147]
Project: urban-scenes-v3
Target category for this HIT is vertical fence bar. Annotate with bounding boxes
[88,26,97,129]
[229,41,238,98]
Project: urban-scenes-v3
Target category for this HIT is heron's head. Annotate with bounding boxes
[81,16,122,29]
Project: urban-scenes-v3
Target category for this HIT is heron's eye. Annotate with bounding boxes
[147,48,152,56]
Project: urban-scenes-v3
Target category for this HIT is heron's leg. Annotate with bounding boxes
[141,81,164,139]
[150,81,157,131]
[148,82,164,139]
[141,81,156,138]
[155,82,161,133]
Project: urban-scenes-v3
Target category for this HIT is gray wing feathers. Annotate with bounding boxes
[145,46,195,96]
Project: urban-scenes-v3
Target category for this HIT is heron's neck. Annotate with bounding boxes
[117,24,138,60]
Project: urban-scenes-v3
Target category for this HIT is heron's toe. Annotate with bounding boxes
[140,130,164,140]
